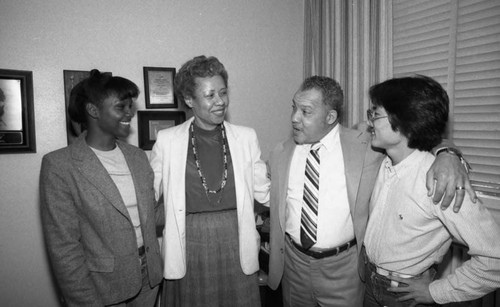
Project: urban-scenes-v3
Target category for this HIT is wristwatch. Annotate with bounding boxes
[435,147,472,173]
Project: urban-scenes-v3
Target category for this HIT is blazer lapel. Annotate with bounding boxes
[225,122,245,213]
[72,136,130,220]
[171,119,191,218]
[278,138,295,231]
[119,142,148,224]
[339,125,368,213]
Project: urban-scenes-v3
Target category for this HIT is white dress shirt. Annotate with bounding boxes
[285,125,355,249]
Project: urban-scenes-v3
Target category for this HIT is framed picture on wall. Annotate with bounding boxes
[0,69,36,154]
[63,70,112,144]
[143,67,177,109]
[137,111,185,150]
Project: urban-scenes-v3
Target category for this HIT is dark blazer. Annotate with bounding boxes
[40,134,163,306]
[267,124,384,290]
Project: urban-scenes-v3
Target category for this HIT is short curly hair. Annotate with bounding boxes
[174,55,228,105]
[67,69,139,124]
[369,75,449,151]
[299,76,344,119]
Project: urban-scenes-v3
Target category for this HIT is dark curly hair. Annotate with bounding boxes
[174,55,228,105]
[67,69,139,124]
[369,75,449,151]
[299,76,344,119]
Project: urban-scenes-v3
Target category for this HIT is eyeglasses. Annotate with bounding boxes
[366,109,388,124]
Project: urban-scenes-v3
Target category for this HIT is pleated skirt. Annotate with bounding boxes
[162,209,261,307]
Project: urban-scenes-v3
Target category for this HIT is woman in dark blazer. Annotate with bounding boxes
[40,70,163,306]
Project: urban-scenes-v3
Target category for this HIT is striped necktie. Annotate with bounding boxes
[300,142,321,250]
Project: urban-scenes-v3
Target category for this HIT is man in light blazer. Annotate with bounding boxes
[150,116,270,280]
[40,134,163,306]
[267,76,472,307]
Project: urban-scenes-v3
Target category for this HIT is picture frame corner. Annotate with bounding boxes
[0,68,36,154]
[137,110,185,150]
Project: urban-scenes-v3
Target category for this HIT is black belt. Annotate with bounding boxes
[289,236,356,259]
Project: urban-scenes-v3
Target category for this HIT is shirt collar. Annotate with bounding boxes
[384,149,427,177]
[296,124,339,153]
[313,124,339,152]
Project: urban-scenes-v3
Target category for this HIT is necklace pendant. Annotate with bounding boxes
[191,122,229,201]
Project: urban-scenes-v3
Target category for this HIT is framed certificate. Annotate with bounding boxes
[137,111,185,150]
[0,69,36,154]
[143,67,177,109]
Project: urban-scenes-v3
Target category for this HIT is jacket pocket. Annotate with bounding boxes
[87,256,114,272]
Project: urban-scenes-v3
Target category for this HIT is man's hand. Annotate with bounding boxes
[387,270,435,307]
[426,152,476,212]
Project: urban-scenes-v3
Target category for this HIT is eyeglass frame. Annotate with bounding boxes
[366,109,388,124]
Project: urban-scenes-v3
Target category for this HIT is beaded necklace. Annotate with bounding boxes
[190,122,228,201]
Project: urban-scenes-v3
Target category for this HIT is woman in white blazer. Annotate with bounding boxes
[150,56,270,307]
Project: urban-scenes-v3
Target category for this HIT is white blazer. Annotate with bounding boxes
[150,118,270,279]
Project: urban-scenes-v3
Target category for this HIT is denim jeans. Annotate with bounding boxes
[362,249,436,307]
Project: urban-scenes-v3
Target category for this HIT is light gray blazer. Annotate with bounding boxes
[40,134,163,306]
[267,124,384,290]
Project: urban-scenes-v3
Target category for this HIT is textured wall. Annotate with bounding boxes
[0,1,303,305]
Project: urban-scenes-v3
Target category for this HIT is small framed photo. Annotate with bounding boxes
[137,111,185,150]
[0,69,36,154]
[143,67,177,109]
[63,70,112,144]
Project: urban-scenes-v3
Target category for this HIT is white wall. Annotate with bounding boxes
[0,1,303,305]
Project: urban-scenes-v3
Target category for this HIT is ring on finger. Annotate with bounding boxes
[455,186,465,190]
